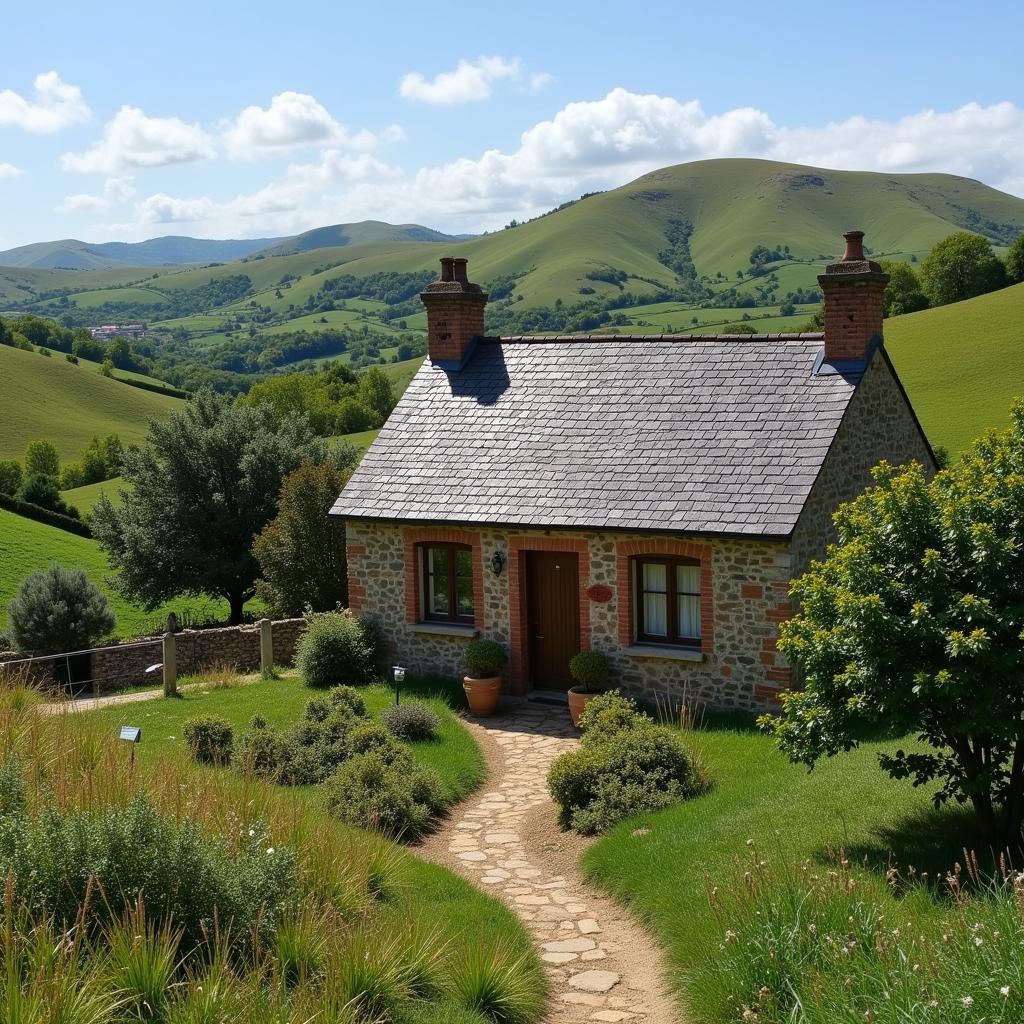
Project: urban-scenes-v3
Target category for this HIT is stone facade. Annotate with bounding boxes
[790,349,935,575]
[0,618,307,694]
[347,521,793,713]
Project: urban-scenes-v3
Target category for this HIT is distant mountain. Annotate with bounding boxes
[254,220,475,258]
[0,235,284,270]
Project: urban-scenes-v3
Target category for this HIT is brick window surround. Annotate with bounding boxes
[402,528,485,628]
[508,536,591,695]
[616,538,714,654]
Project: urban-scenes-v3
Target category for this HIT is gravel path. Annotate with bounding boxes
[420,701,678,1024]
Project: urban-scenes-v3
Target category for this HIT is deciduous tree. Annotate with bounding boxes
[763,404,1024,848]
[92,389,325,624]
[1006,233,1024,285]
[24,439,59,479]
[920,231,1007,306]
[879,260,929,317]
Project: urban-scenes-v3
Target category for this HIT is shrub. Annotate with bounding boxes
[464,639,508,679]
[548,703,703,835]
[325,749,445,839]
[7,564,116,653]
[346,722,402,759]
[329,683,368,717]
[16,473,78,517]
[0,790,295,950]
[296,612,376,688]
[183,715,234,764]
[382,701,441,742]
[576,689,646,742]
[568,651,610,692]
[0,460,22,497]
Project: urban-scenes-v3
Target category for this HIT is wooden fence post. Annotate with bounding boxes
[162,632,177,696]
[260,619,274,677]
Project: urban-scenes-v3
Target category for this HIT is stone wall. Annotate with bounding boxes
[347,521,793,713]
[0,618,307,694]
[790,348,936,576]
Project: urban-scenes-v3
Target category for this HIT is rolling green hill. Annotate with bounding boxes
[886,281,1024,456]
[0,344,183,461]
[255,220,472,257]
[0,508,230,639]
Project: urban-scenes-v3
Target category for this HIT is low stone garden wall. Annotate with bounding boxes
[0,617,307,694]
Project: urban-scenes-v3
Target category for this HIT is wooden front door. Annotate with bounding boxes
[525,551,580,690]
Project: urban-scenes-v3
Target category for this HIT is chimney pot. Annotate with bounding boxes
[452,258,469,285]
[842,230,866,262]
[439,257,455,282]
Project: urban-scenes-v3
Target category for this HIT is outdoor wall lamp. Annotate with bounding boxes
[490,551,506,576]
[392,664,405,706]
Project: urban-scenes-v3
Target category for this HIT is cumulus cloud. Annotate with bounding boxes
[56,177,136,215]
[135,193,217,224]
[400,56,521,104]
[61,105,214,173]
[0,162,23,179]
[0,71,89,133]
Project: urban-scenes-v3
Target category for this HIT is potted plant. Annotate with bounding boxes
[567,650,611,726]
[463,639,508,717]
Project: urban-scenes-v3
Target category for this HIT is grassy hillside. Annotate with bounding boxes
[0,344,182,461]
[61,476,126,515]
[886,281,1024,455]
[0,508,228,639]
[256,220,471,257]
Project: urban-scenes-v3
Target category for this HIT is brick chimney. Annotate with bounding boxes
[420,256,488,365]
[817,230,889,363]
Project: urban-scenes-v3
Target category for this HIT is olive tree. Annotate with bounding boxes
[762,403,1024,848]
[92,389,325,624]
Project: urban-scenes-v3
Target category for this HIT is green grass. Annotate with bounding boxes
[581,718,980,1022]
[0,507,229,638]
[61,475,126,515]
[331,428,381,454]
[886,281,1024,455]
[83,673,484,804]
[0,342,182,461]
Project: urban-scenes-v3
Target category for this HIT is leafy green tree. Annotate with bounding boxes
[762,403,1024,847]
[920,232,1008,306]
[878,260,929,317]
[356,367,396,423]
[0,460,22,496]
[7,565,115,653]
[1006,233,1024,285]
[253,458,355,616]
[16,475,78,517]
[24,440,59,479]
[92,388,326,624]
[0,318,11,347]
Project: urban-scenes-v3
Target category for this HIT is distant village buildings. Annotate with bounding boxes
[89,324,146,340]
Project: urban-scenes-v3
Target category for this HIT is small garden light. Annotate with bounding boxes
[490,551,506,576]
[392,664,406,706]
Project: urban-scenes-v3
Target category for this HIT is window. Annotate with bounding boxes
[420,544,474,624]
[635,557,701,646]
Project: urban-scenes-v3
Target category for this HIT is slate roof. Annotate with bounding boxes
[331,333,863,537]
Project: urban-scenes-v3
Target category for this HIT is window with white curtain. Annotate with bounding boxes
[635,557,701,646]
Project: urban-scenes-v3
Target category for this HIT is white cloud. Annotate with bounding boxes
[529,72,555,93]
[61,105,214,173]
[0,162,23,178]
[399,56,521,105]
[0,71,89,133]
[135,193,217,224]
[56,176,135,214]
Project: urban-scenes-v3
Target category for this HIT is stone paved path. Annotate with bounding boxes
[425,701,675,1023]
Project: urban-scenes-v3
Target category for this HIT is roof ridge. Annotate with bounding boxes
[488,332,825,343]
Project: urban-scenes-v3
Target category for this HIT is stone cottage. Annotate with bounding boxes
[331,233,935,711]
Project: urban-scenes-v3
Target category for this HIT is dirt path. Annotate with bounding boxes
[419,701,678,1024]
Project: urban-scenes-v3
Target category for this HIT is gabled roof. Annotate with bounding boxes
[331,332,865,538]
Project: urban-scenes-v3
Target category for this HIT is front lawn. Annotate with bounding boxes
[582,718,988,1022]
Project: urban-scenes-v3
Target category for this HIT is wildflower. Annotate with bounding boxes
[266,846,275,855]
[912,964,920,973]
[248,827,255,837]
[962,996,974,1007]
[927,1000,938,1008]
[741,1010,758,1022]
[974,936,983,947]
[1001,986,1010,997]
[808,923,816,934]
[993,930,1001,939]
[724,930,738,943]
[758,987,771,1000]
[746,838,755,847]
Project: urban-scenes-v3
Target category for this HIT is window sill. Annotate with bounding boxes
[624,644,704,663]
[410,622,477,638]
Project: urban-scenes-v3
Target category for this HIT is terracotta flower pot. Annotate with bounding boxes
[568,686,599,727]
[463,675,502,717]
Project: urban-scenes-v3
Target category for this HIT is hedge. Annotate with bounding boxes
[115,375,191,400]
[0,493,93,537]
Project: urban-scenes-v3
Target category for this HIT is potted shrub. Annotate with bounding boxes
[463,639,508,717]
[567,650,611,726]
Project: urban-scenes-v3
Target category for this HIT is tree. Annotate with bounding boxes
[253,459,354,616]
[919,231,1008,306]
[762,403,1024,848]
[0,460,22,496]
[878,260,929,317]
[17,474,77,517]
[92,388,326,624]
[25,440,59,479]
[356,367,396,423]
[7,565,115,653]
[1006,233,1024,285]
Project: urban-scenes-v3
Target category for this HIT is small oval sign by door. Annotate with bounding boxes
[586,584,613,603]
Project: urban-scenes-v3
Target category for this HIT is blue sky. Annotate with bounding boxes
[1,0,1022,247]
